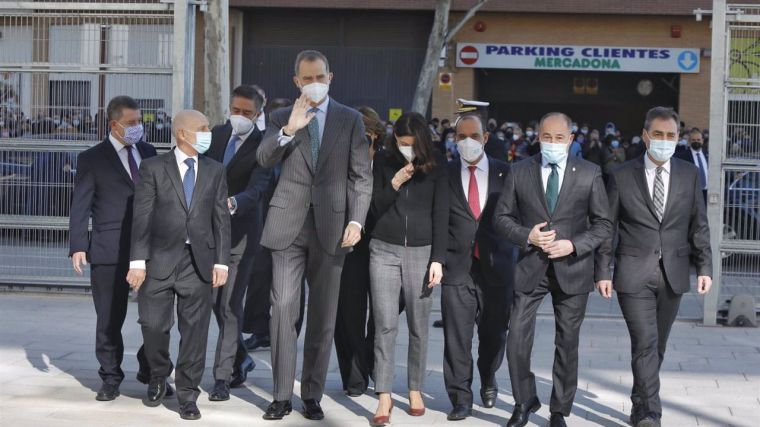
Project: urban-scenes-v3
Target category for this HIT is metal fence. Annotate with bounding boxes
[704,1,760,325]
[0,1,177,287]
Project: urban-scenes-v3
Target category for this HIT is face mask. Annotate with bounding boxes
[155,123,164,130]
[632,136,641,145]
[605,127,615,136]
[678,139,688,146]
[189,130,212,154]
[53,119,61,125]
[229,114,254,135]
[647,136,676,162]
[300,82,329,103]
[525,130,534,138]
[496,132,505,140]
[386,127,393,135]
[456,137,484,163]
[571,124,578,133]
[540,142,568,165]
[581,127,588,135]
[73,119,80,126]
[398,145,414,163]
[119,123,144,145]
[611,140,620,149]
[512,134,519,141]
[691,141,703,150]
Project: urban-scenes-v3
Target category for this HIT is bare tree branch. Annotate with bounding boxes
[445,0,489,44]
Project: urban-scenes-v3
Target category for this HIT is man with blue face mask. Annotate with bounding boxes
[596,107,712,427]
[494,112,612,427]
[127,109,231,420]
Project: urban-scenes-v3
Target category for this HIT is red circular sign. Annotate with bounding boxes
[459,45,479,65]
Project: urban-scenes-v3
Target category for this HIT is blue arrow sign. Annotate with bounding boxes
[677,51,698,71]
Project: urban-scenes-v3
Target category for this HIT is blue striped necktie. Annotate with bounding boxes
[307,107,321,170]
[223,135,239,166]
[183,158,195,208]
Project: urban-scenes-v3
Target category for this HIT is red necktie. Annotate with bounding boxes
[468,165,481,258]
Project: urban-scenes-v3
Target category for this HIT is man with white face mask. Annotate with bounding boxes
[256,50,372,421]
[441,114,514,421]
[596,107,712,427]
[494,112,611,427]
[204,85,273,401]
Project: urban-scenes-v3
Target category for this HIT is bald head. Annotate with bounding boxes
[173,110,209,154]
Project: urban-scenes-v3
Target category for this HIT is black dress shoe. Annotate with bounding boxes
[263,400,292,420]
[549,412,567,427]
[447,404,472,421]
[480,387,498,408]
[96,383,120,401]
[179,401,202,420]
[144,377,168,407]
[433,319,444,328]
[165,382,174,397]
[506,396,541,427]
[244,334,271,351]
[208,379,230,401]
[230,356,255,388]
[136,370,150,385]
[635,412,661,427]
[301,399,324,420]
[346,387,366,397]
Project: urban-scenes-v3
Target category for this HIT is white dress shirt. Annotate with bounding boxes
[130,147,227,271]
[255,112,266,132]
[461,155,488,210]
[541,156,568,195]
[690,147,708,189]
[644,154,671,206]
[109,133,141,178]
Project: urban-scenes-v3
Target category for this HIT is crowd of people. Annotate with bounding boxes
[67,50,713,427]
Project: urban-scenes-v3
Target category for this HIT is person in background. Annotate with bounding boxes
[569,133,583,159]
[675,128,709,204]
[69,95,161,402]
[525,125,541,157]
[626,135,646,160]
[582,129,605,167]
[369,112,449,425]
[604,137,627,176]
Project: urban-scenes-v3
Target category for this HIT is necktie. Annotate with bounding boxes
[696,152,707,189]
[307,107,321,170]
[653,166,665,222]
[467,165,481,258]
[223,135,240,166]
[183,158,195,208]
[126,145,139,185]
[545,163,559,214]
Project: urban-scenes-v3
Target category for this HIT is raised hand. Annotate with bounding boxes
[283,93,317,136]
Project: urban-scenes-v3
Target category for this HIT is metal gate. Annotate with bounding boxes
[0,1,197,288]
[704,1,760,325]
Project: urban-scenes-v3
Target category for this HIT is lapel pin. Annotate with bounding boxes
[499,172,503,177]
[572,167,576,172]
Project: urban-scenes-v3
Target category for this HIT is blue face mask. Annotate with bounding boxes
[611,140,620,149]
[540,142,568,164]
[188,130,212,154]
[648,137,676,162]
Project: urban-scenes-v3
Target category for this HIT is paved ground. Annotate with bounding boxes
[0,291,759,427]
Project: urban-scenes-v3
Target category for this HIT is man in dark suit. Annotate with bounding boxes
[675,128,709,204]
[204,85,272,400]
[442,114,514,421]
[69,95,165,401]
[256,50,372,421]
[494,112,612,427]
[127,109,231,420]
[596,107,712,427]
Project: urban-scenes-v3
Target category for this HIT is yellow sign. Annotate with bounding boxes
[389,108,402,122]
[439,72,452,89]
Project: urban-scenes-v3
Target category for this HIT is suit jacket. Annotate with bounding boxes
[130,150,231,282]
[69,138,157,265]
[493,154,612,295]
[256,98,372,255]
[596,156,712,294]
[206,123,272,255]
[444,157,515,288]
[674,147,709,166]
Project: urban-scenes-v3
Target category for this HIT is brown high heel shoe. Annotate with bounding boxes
[408,406,426,417]
[371,402,393,426]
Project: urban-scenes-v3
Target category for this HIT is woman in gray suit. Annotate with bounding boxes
[368,112,449,424]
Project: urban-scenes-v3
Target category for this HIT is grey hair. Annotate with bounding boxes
[538,112,573,132]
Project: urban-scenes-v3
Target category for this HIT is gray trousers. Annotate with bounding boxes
[270,210,345,401]
[369,239,432,394]
[211,251,251,381]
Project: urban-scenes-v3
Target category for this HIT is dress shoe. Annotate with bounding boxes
[480,386,498,408]
[136,369,150,385]
[208,379,230,401]
[301,399,324,420]
[144,376,168,407]
[447,404,472,421]
[263,400,292,420]
[244,334,271,351]
[635,412,662,427]
[630,404,647,426]
[408,405,426,416]
[179,401,202,420]
[346,387,366,397]
[371,401,393,426]
[433,319,444,328]
[506,396,541,427]
[95,383,120,401]
[549,412,567,427]
[230,356,255,388]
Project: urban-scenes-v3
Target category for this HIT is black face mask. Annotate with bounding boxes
[690,141,703,150]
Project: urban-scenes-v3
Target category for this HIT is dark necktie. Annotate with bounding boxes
[545,163,559,214]
[307,107,321,170]
[223,135,239,166]
[696,152,707,189]
[126,145,139,185]
[467,165,481,258]
[183,158,195,208]
[653,166,665,222]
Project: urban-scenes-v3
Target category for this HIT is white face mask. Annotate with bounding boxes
[456,137,484,163]
[540,141,569,165]
[648,138,676,162]
[229,114,254,135]
[398,145,415,163]
[190,131,212,154]
[301,82,329,103]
